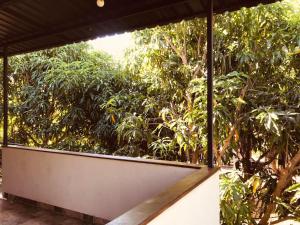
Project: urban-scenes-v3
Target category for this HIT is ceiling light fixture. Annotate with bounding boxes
[96,0,105,7]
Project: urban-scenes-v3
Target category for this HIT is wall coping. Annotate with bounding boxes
[108,167,219,225]
[3,145,201,169]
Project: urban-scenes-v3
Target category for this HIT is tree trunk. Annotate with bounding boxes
[191,148,200,164]
[259,150,300,225]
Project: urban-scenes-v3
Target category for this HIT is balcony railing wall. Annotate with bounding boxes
[2,146,201,221]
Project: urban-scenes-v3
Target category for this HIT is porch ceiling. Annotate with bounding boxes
[0,0,279,57]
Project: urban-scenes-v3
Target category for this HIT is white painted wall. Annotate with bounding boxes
[2,147,198,221]
[148,172,220,225]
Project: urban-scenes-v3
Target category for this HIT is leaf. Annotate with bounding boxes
[111,114,116,124]
[252,177,261,194]
[237,97,246,104]
[285,183,300,192]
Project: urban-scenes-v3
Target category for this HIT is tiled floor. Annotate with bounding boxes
[0,199,84,225]
[0,176,86,225]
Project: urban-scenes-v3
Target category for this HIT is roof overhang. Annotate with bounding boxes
[0,0,279,56]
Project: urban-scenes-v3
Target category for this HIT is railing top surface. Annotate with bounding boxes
[108,166,220,225]
[3,145,201,169]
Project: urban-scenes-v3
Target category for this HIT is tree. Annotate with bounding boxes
[125,1,300,223]
[1,0,299,223]
[4,44,130,153]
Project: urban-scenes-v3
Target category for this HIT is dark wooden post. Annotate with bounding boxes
[207,0,214,168]
[3,47,8,146]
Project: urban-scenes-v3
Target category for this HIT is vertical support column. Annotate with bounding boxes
[207,0,214,168]
[3,47,8,146]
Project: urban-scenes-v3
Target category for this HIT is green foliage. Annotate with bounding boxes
[276,182,300,220]
[0,1,299,224]
[125,1,300,223]
[4,43,145,153]
[285,183,300,210]
[220,172,254,225]
[116,113,152,157]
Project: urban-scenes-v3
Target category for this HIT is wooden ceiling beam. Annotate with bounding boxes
[0,0,280,56]
[0,0,26,9]
[1,0,191,47]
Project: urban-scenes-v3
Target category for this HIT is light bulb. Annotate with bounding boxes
[97,0,105,7]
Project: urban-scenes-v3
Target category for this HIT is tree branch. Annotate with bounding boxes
[270,216,298,224]
[217,77,252,165]
[259,149,300,225]
[23,129,41,146]
[164,35,188,65]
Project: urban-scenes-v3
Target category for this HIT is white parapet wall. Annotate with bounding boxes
[2,146,199,221]
[148,171,220,225]
[107,167,220,225]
